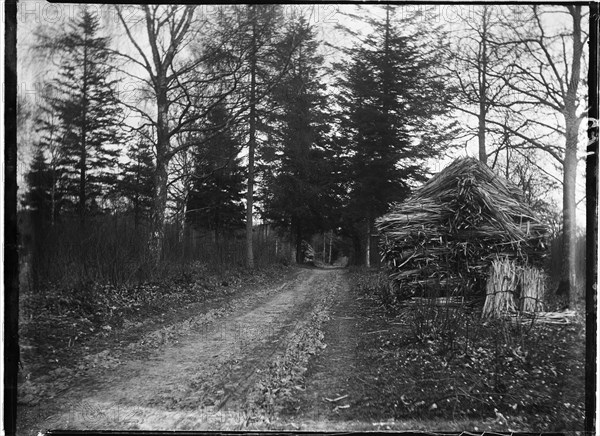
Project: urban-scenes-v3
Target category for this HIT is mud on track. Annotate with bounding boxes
[19,268,346,433]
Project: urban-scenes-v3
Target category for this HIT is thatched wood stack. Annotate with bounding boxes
[482,257,519,318]
[482,258,547,318]
[376,157,549,301]
[520,266,545,312]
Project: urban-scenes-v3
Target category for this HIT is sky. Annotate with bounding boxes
[15,2,590,229]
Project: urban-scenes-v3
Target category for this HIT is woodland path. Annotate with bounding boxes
[18,267,348,433]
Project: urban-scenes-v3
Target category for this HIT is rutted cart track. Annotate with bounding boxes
[19,268,346,433]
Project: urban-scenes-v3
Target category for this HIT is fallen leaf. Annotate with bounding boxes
[325,394,348,402]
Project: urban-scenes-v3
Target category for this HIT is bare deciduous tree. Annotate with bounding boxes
[447,5,514,164]
[490,5,588,304]
[448,5,588,304]
[114,5,247,264]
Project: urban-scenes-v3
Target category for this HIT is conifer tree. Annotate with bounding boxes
[336,5,458,265]
[119,134,155,229]
[208,5,300,266]
[22,148,55,225]
[38,8,124,224]
[186,103,246,236]
[260,15,336,262]
[241,4,288,268]
[27,105,66,226]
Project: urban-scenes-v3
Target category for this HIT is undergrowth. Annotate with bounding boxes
[348,268,585,432]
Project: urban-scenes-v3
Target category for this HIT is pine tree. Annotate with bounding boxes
[32,97,68,226]
[242,5,287,268]
[119,135,155,229]
[207,5,299,267]
[259,16,336,262]
[337,5,458,265]
[22,148,55,225]
[186,103,246,236]
[38,8,123,225]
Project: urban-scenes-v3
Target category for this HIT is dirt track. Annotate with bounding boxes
[19,268,346,433]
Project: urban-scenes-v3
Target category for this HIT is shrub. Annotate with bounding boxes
[19,213,284,291]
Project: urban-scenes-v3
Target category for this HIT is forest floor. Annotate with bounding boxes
[17,267,585,434]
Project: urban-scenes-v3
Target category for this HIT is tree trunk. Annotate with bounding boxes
[148,83,169,265]
[294,222,303,263]
[79,139,86,226]
[558,5,584,306]
[80,40,88,227]
[133,195,140,230]
[51,163,57,226]
[134,164,141,230]
[478,6,488,164]
[328,230,333,264]
[560,117,581,305]
[149,159,168,264]
[246,5,257,269]
[505,142,509,179]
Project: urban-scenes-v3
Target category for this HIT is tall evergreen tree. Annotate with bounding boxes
[260,16,336,262]
[119,134,155,229]
[207,5,301,267]
[22,148,55,225]
[26,101,66,226]
[186,103,246,236]
[336,5,458,265]
[38,8,124,225]
[240,5,289,268]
